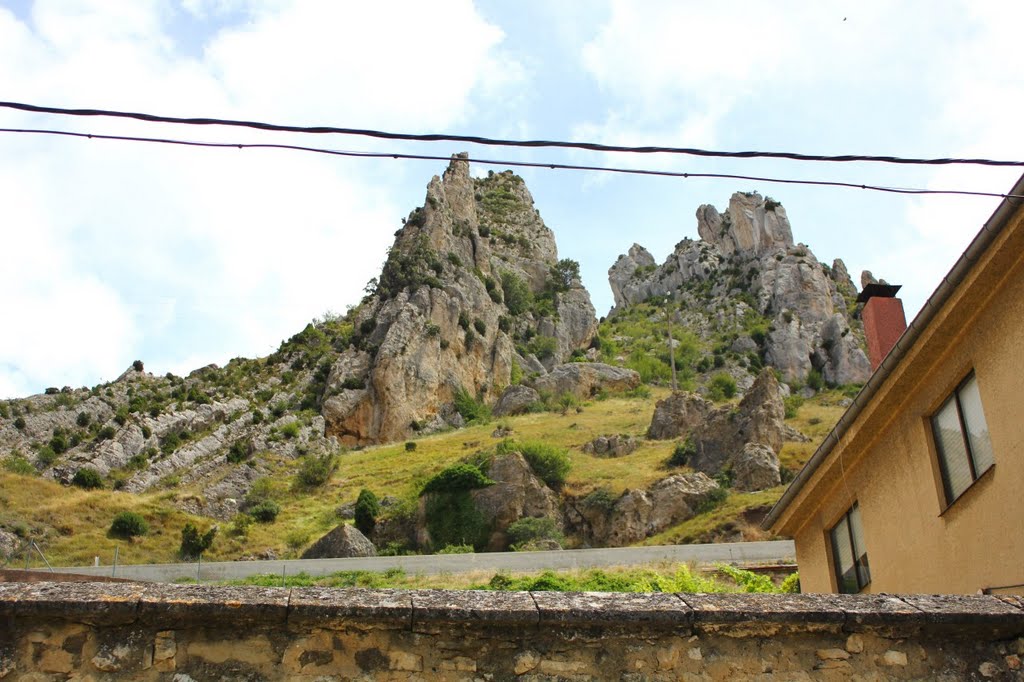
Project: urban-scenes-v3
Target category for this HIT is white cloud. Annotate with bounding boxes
[0,0,523,397]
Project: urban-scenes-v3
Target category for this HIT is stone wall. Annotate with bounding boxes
[1,582,1022,680]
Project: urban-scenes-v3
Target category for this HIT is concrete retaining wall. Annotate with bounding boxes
[1,582,1022,680]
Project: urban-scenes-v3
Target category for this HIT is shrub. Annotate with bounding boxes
[500,271,532,315]
[132,359,144,372]
[110,511,149,538]
[71,468,104,489]
[806,369,825,392]
[49,434,68,454]
[452,386,490,423]
[403,440,417,452]
[180,522,216,558]
[421,463,494,495]
[251,409,264,424]
[696,486,729,514]
[506,516,562,550]
[473,318,486,335]
[783,395,804,419]
[667,436,696,468]
[526,335,558,361]
[36,446,58,467]
[437,544,474,554]
[499,440,571,488]
[249,500,281,523]
[780,572,801,593]
[14,417,26,430]
[141,425,152,439]
[76,411,91,427]
[226,440,252,464]
[3,453,35,476]
[424,491,491,551]
[354,489,380,536]
[708,373,737,401]
[295,452,337,489]
[281,421,300,439]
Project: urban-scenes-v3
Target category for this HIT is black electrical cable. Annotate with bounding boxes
[1,127,1020,200]
[2,100,1023,168]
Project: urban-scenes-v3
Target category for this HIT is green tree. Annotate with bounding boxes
[354,489,380,536]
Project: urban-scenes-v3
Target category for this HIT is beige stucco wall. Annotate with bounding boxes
[785,208,1024,595]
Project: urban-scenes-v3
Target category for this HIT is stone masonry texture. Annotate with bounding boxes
[0,582,1022,680]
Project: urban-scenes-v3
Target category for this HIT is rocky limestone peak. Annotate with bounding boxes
[322,154,598,445]
[696,192,794,257]
[607,191,872,387]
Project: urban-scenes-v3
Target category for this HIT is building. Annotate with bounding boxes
[764,174,1024,595]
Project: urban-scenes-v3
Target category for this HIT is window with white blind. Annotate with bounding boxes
[830,502,871,593]
[931,373,995,507]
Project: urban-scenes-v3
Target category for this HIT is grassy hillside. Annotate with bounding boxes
[1,387,847,569]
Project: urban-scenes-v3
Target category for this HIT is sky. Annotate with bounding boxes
[1,0,1023,398]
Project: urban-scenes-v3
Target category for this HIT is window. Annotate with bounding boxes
[830,502,870,593]
[931,373,995,506]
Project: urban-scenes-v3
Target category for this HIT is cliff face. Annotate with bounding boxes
[322,154,597,445]
[608,192,871,386]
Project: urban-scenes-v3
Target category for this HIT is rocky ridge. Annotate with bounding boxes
[607,191,871,387]
[322,154,598,445]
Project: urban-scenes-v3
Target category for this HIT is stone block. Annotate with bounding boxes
[533,591,691,631]
[286,587,412,630]
[138,584,288,629]
[410,589,538,631]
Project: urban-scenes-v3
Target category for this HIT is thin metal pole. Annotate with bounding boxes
[282,564,287,588]
[197,554,201,584]
[31,542,53,572]
[667,311,678,391]
[112,546,118,578]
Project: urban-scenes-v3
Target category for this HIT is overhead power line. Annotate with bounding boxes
[2,127,1021,201]
[2,100,1024,168]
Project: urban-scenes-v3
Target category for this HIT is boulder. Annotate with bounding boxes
[582,434,638,458]
[301,524,377,559]
[732,442,781,491]
[647,392,713,440]
[528,363,640,400]
[570,473,720,547]
[688,369,787,485]
[492,385,540,417]
[469,452,560,551]
[0,528,20,561]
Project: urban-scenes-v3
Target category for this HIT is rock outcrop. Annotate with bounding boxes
[607,192,871,386]
[322,155,598,445]
[526,363,640,401]
[301,524,377,559]
[492,385,540,417]
[568,472,720,547]
[416,451,559,552]
[582,434,638,458]
[646,369,787,491]
[647,392,713,440]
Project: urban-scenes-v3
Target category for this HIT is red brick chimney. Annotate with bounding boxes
[857,283,907,371]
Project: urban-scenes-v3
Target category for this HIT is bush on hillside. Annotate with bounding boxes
[497,439,570,488]
[294,452,337,489]
[354,488,380,536]
[249,500,280,523]
[110,511,148,538]
[180,522,216,558]
[421,464,494,496]
[708,373,737,401]
[71,468,104,490]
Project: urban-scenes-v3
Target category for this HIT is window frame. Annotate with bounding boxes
[829,502,871,594]
[930,371,994,508]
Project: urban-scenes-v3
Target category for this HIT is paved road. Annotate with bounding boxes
[45,540,795,584]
